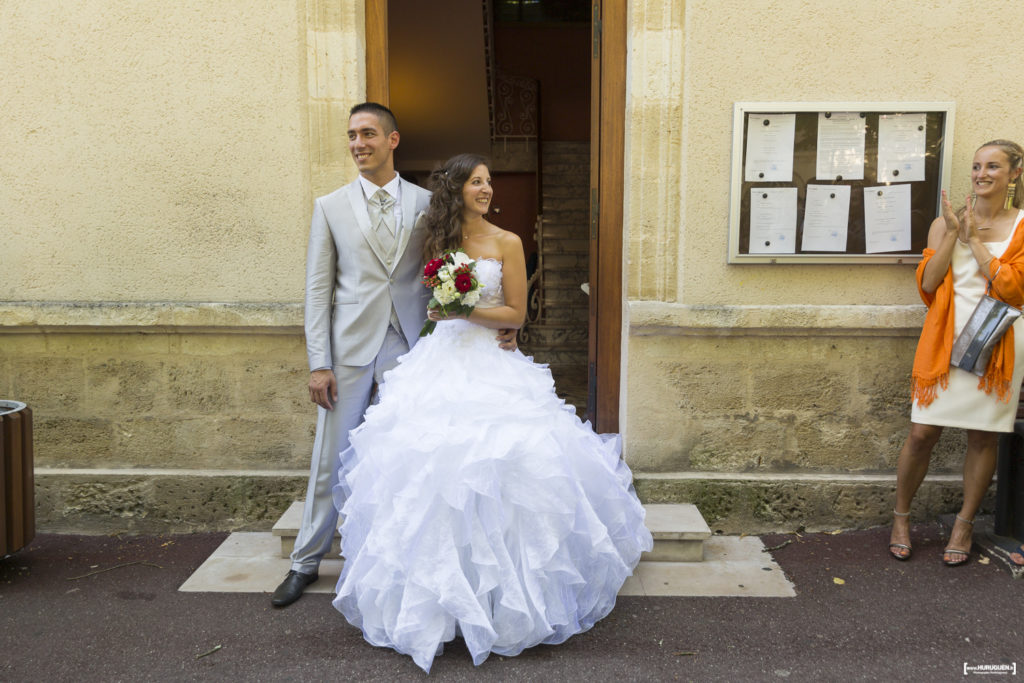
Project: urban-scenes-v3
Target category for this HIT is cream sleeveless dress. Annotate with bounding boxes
[912,209,1024,432]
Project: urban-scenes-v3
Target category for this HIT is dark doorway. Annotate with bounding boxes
[368,0,624,430]
[383,0,592,414]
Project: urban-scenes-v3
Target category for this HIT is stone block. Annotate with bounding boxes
[9,356,85,414]
[686,415,791,471]
[240,359,311,415]
[204,416,314,469]
[657,358,749,414]
[0,356,10,396]
[790,419,893,471]
[632,474,994,534]
[749,365,853,415]
[166,358,235,413]
[62,478,150,520]
[112,416,183,467]
[86,358,165,415]
[35,471,309,533]
[32,416,113,466]
[147,474,307,531]
[44,333,173,357]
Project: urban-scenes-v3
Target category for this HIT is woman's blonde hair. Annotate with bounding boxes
[979,139,1024,209]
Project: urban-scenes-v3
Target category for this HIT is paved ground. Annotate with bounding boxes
[2,523,1022,681]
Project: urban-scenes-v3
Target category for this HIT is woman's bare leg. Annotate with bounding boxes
[890,422,943,557]
[943,429,999,563]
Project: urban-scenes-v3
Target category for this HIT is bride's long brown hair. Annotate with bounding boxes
[421,153,490,262]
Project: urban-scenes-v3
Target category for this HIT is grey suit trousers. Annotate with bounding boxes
[289,325,409,573]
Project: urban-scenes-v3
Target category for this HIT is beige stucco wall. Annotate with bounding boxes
[1,0,316,302]
[626,0,1024,306]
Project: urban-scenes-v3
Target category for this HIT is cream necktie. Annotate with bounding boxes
[369,189,396,246]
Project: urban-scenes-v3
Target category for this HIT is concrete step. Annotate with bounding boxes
[273,501,712,562]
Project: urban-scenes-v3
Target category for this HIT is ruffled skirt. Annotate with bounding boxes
[331,319,652,672]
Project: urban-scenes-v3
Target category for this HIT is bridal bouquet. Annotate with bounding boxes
[419,249,483,336]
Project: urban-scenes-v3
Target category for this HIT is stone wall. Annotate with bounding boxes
[0,303,314,532]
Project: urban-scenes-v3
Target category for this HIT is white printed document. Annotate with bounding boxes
[877,113,927,182]
[801,185,850,252]
[745,114,796,182]
[816,112,865,180]
[864,184,911,253]
[749,187,797,254]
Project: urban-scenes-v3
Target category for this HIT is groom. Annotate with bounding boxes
[273,102,512,607]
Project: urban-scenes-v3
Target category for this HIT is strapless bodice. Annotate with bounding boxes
[473,258,504,309]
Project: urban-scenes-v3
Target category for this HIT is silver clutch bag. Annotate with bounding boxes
[950,294,1021,376]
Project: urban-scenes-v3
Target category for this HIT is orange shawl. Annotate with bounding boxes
[911,216,1024,407]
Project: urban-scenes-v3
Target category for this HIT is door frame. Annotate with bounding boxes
[364,0,625,432]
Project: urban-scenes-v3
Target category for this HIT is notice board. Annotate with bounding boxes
[728,102,955,264]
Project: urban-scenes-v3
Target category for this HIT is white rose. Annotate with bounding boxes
[438,266,453,282]
[435,280,458,305]
[450,251,472,268]
[462,289,481,307]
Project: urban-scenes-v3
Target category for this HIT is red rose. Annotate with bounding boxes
[454,273,473,293]
[424,259,443,277]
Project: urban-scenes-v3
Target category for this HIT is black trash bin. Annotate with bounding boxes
[1,400,35,556]
[995,393,1024,541]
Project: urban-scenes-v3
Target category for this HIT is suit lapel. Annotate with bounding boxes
[393,177,419,265]
[346,181,390,267]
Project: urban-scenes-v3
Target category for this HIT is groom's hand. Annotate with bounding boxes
[309,369,338,410]
[496,328,518,352]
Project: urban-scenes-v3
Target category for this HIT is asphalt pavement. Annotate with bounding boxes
[1,523,1022,681]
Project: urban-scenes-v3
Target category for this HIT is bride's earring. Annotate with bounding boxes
[1007,180,1019,210]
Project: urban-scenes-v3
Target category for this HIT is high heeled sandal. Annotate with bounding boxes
[888,509,912,561]
[943,514,974,567]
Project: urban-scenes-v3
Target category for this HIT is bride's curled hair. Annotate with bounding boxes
[422,153,490,262]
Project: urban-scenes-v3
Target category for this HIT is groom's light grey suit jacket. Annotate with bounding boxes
[304,177,432,370]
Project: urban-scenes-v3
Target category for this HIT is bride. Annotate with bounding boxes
[331,153,653,673]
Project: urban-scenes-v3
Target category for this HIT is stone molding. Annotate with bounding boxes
[1,301,926,335]
[0,301,303,334]
[629,302,927,336]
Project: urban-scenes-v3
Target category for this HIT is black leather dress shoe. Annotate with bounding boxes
[271,570,319,607]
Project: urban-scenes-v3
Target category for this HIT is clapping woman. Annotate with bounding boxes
[890,140,1024,566]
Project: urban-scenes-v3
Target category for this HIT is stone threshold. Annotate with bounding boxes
[178,531,796,598]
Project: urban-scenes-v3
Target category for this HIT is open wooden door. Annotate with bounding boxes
[587,0,625,432]
[366,0,389,104]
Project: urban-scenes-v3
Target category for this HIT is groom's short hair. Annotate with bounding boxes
[350,102,398,135]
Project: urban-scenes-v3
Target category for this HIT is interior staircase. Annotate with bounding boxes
[520,141,591,412]
[272,501,712,563]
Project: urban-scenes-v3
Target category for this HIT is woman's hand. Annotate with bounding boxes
[427,308,465,322]
[940,190,961,237]
[960,193,980,243]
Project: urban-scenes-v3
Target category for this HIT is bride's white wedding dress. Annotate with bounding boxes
[331,258,652,673]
